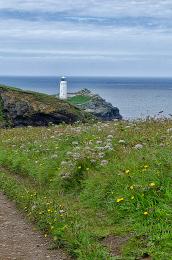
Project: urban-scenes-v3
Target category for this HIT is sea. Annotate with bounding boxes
[0,76,172,120]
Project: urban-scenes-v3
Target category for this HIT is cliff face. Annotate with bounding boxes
[0,85,91,127]
[68,89,122,121]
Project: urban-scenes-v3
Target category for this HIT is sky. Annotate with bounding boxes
[0,0,172,76]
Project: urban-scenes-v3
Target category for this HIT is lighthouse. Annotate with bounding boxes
[59,77,68,100]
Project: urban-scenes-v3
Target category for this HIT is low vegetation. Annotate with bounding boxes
[68,95,92,105]
[0,119,172,259]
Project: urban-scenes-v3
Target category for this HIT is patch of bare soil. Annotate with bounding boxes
[103,235,152,260]
[0,192,70,260]
[102,235,130,257]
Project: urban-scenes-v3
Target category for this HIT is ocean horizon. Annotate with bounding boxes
[1,75,172,120]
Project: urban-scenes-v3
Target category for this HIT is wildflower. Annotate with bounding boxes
[131,196,135,200]
[116,197,124,203]
[143,211,149,216]
[125,169,130,174]
[48,209,51,213]
[44,234,48,238]
[134,144,143,149]
[51,154,58,159]
[149,182,156,187]
[167,128,172,133]
[144,165,149,169]
[100,160,108,166]
[130,185,134,190]
[118,140,125,144]
[72,141,79,145]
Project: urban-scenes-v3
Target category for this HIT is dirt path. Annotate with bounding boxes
[0,192,69,260]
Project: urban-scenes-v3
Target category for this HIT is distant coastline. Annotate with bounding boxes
[0,76,172,119]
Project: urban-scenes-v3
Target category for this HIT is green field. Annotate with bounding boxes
[0,119,172,259]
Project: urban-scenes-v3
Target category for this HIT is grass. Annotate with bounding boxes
[0,119,172,259]
[68,95,92,105]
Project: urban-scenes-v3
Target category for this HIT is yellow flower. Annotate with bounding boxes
[116,197,124,203]
[131,196,135,200]
[144,165,149,169]
[125,170,130,174]
[48,209,51,213]
[144,211,149,216]
[44,234,48,238]
[149,182,155,187]
[130,185,134,190]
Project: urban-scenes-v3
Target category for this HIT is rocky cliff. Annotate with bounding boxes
[0,85,91,127]
[68,89,122,121]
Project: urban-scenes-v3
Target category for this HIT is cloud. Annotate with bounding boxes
[0,0,172,76]
[0,0,172,18]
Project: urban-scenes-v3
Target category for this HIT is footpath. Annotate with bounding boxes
[0,192,69,260]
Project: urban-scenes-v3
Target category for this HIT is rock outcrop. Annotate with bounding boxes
[0,85,91,127]
[69,89,122,121]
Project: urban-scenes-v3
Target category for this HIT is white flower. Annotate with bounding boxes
[118,140,125,144]
[100,160,108,166]
[51,154,58,159]
[72,141,79,145]
[98,153,105,158]
[134,144,143,149]
[167,128,172,133]
[61,161,68,166]
[66,151,72,156]
[107,135,113,139]
[96,140,103,144]
[104,145,113,150]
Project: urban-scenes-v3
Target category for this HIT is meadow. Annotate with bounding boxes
[0,119,172,259]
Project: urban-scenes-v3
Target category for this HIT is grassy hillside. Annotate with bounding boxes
[0,119,172,259]
[0,85,92,127]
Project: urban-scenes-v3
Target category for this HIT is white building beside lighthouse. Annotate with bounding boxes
[59,77,68,100]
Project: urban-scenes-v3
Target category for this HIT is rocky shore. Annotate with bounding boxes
[68,89,122,121]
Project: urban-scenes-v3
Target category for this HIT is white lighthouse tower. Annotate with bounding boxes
[59,77,68,100]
